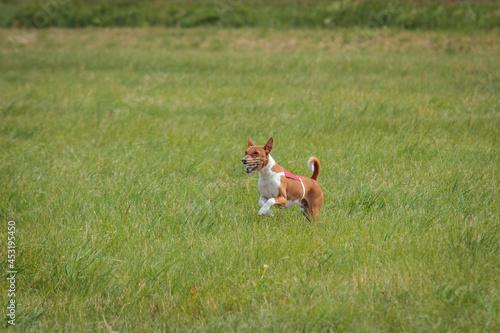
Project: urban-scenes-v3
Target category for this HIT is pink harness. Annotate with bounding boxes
[283,170,306,200]
[284,170,302,182]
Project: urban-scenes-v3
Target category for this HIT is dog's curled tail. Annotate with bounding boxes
[307,157,321,181]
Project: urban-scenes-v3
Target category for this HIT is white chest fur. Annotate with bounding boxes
[258,173,282,199]
[258,155,282,199]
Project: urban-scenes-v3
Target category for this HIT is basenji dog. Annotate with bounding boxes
[241,136,324,221]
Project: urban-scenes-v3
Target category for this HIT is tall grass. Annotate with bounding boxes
[0,0,499,30]
[0,27,499,331]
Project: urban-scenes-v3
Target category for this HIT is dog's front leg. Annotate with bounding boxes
[273,195,287,209]
[258,198,275,217]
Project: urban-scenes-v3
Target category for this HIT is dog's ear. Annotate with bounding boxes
[248,136,254,147]
[264,137,273,153]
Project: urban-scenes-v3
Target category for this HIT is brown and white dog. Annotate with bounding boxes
[242,136,324,221]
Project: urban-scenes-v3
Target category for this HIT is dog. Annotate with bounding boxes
[241,136,324,221]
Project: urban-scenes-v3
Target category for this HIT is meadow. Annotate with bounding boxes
[0,27,499,331]
[1,0,500,30]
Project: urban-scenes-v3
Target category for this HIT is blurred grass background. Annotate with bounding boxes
[1,0,499,30]
[1,27,499,331]
[1,0,499,332]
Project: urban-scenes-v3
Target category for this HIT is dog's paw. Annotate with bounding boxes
[258,208,274,217]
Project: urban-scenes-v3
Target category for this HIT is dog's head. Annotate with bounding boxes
[241,136,273,173]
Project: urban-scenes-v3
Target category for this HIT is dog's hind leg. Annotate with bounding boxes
[309,198,323,221]
[300,201,311,221]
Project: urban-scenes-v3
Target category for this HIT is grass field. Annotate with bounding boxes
[1,27,499,331]
[2,0,500,30]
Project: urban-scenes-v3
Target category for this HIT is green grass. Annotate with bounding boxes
[0,27,499,331]
[1,0,500,30]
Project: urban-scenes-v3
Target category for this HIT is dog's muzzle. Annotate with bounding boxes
[241,157,259,174]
